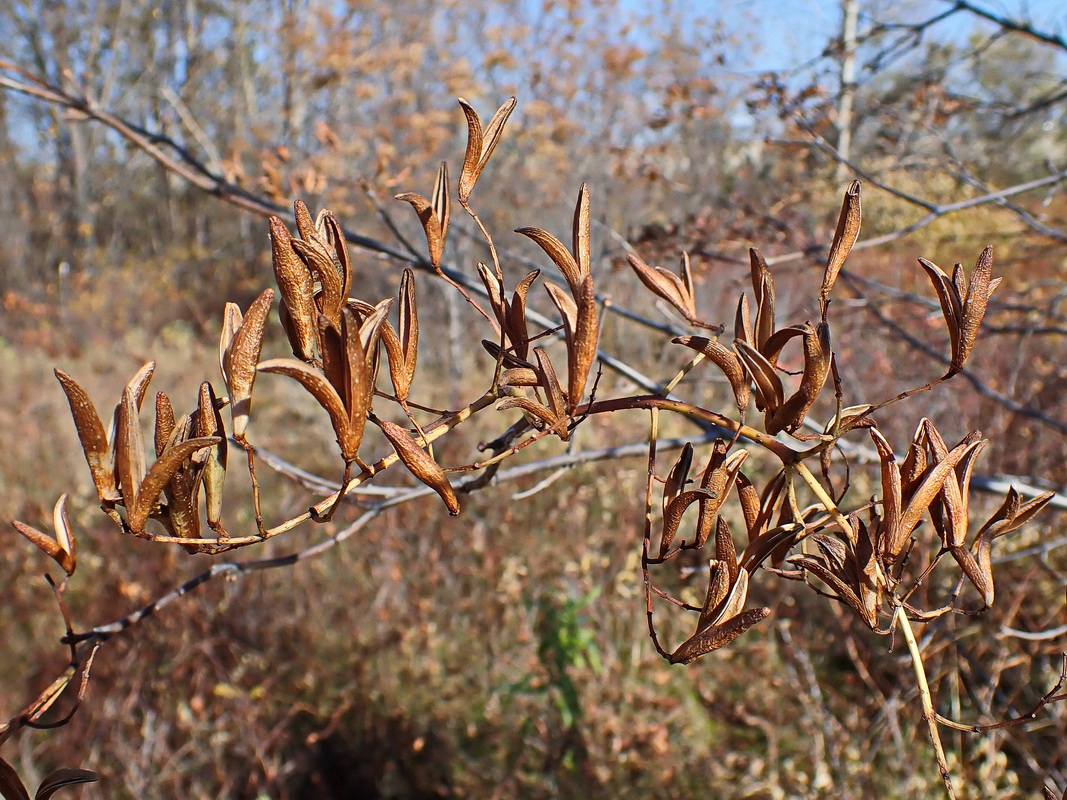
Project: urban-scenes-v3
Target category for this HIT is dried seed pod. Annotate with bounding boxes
[919,247,1001,375]
[33,767,98,798]
[735,339,783,416]
[496,395,560,431]
[627,252,698,323]
[713,517,739,585]
[11,495,76,576]
[869,428,903,558]
[379,269,419,403]
[292,236,343,326]
[670,591,770,665]
[662,442,695,516]
[695,448,748,547]
[270,216,317,362]
[766,322,831,435]
[322,214,353,303]
[195,382,228,533]
[740,522,803,572]
[395,189,447,270]
[432,161,451,248]
[115,387,147,510]
[673,336,750,411]
[956,246,1000,373]
[221,288,273,439]
[482,339,533,370]
[957,487,1055,606]
[821,181,861,311]
[376,418,460,515]
[658,490,713,558]
[896,437,982,545]
[159,414,203,545]
[544,279,598,413]
[506,270,539,361]
[260,302,390,465]
[790,542,879,629]
[257,358,358,462]
[127,435,221,534]
[154,393,176,459]
[498,367,539,388]
[567,274,599,410]
[518,227,581,291]
[749,249,775,352]
[294,199,318,243]
[734,294,753,348]
[735,472,761,544]
[54,369,118,503]
[572,183,591,283]
[458,97,516,201]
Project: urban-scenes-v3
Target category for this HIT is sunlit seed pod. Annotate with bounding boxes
[223,288,273,439]
[376,418,460,515]
[821,180,861,309]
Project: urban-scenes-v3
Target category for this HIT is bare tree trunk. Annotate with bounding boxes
[836,0,859,183]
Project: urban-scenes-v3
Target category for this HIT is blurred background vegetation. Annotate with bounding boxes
[0,0,1065,797]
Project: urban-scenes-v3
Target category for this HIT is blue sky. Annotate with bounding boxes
[714,0,1066,73]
